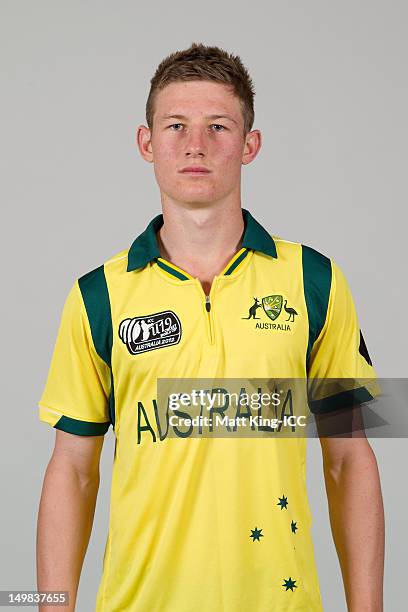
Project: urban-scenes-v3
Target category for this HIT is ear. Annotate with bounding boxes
[136,124,154,163]
[242,129,262,166]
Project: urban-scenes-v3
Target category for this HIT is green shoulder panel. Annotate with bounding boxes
[78,265,113,367]
[301,245,332,368]
[78,264,115,428]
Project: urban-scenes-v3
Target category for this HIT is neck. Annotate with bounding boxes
[157,201,246,289]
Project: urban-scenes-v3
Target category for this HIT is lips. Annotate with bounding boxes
[180,166,211,173]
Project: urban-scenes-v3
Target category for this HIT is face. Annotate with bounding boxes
[137,80,261,207]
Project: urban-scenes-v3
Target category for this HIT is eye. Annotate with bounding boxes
[211,124,226,132]
[168,123,183,130]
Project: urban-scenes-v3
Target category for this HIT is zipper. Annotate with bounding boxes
[204,290,214,344]
[195,277,217,345]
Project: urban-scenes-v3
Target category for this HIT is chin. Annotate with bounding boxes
[166,187,223,204]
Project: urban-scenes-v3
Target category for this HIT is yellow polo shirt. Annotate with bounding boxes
[38,208,378,611]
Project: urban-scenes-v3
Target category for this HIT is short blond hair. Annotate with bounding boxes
[146,42,256,136]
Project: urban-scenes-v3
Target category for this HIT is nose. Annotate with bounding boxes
[185,127,207,157]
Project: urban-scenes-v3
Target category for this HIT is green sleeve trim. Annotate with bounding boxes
[309,386,374,414]
[78,265,115,429]
[54,415,111,436]
[302,245,332,368]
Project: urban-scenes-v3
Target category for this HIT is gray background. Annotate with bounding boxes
[1,0,406,610]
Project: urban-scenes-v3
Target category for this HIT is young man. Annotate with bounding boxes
[37,43,384,611]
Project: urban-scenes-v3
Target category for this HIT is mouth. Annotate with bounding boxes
[179,167,211,175]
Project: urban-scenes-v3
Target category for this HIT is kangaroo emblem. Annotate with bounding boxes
[242,297,262,319]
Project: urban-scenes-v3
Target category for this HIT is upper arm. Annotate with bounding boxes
[51,429,105,479]
[318,423,375,481]
[316,404,373,471]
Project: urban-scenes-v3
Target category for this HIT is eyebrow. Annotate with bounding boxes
[160,114,238,125]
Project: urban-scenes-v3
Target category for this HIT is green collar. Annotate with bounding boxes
[127,207,277,272]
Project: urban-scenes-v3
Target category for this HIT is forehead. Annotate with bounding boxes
[154,80,242,118]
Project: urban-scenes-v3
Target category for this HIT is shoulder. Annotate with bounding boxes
[73,247,129,322]
[272,234,333,274]
[71,248,131,364]
[76,247,129,286]
[104,247,130,269]
[272,235,335,323]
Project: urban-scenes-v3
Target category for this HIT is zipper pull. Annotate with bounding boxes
[205,295,211,312]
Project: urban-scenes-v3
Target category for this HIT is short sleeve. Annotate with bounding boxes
[38,280,112,435]
[307,259,381,414]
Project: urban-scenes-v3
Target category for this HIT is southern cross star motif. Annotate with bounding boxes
[282,577,297,591]
[250,527,264,542]
[277,495,288,510]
